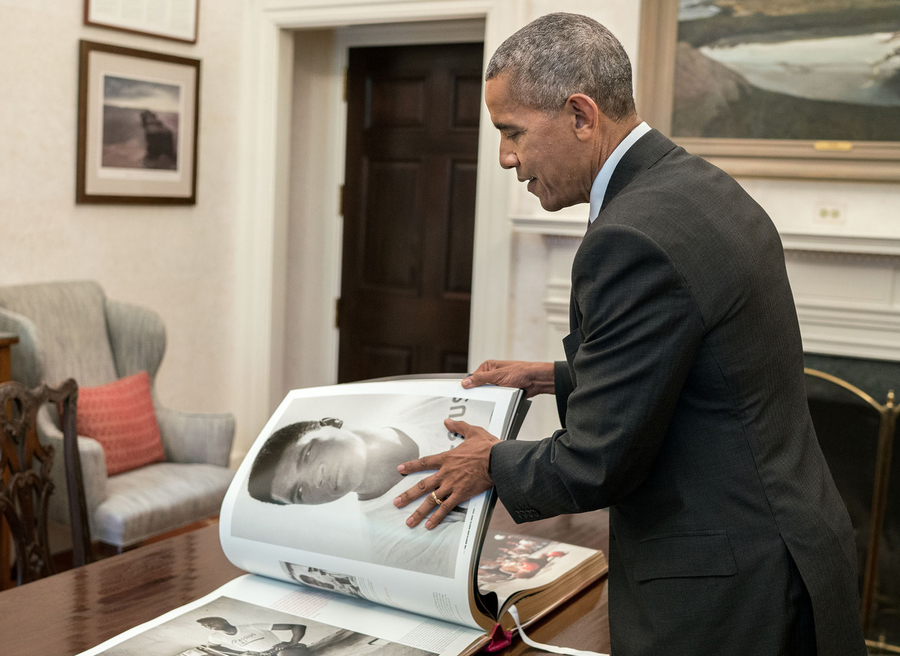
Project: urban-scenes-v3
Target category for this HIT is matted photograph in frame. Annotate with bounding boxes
[77,40,200,204]
[84,0,199,44]
[637,0,900,181]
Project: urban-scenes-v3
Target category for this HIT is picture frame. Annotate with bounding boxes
[636,0,900,182]
[76,40,200,204]
[84,0,199,44]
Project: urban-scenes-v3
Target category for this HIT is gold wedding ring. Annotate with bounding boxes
[430,490,443,506]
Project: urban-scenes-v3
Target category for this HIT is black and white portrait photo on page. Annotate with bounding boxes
[231,393,495,578]
[93,594,435,656]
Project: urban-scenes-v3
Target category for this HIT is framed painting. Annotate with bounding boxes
[84,0,199,44]
[76,40,200,204]
[636,0,900,181]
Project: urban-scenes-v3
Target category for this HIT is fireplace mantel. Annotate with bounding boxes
[510,213,900,369]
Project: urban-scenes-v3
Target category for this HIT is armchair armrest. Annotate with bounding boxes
[105,299,166,381]
[36,405,109,525]
[155,406,235,467]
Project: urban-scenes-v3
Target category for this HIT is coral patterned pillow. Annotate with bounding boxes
[77,371,165,475]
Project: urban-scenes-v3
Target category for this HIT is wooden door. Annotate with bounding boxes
[338,43,483,382]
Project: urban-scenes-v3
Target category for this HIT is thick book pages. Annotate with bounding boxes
[77,379,607,656]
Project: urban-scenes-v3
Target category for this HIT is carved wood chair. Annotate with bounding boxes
[0,378,91,584]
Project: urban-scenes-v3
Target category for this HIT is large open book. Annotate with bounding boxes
[78,379,608,656]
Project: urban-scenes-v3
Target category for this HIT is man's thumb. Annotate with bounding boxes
[462,372,495,389]
[444,418,471,434]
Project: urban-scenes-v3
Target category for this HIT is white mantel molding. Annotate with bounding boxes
[780,233,900,257]
[512,212,900,258]
[511,213,586,238]
[521,215,900,365]
[798,303,900,362]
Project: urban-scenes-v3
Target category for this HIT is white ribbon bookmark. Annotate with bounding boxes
[508,605,610,656]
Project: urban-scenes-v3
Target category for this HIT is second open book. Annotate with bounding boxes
[79,379,608,656]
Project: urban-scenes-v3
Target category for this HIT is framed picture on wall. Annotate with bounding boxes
[84,0,199,44]
[76,40,200,204]
[636,0,900,181]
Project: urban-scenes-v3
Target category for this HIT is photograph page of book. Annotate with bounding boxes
[219,380,524,630]
[477,531,601,618]
[78,573,490,656]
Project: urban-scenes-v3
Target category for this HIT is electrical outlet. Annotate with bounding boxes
[813,202,847,226]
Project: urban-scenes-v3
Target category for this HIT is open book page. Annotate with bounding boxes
[478,532,600,610]
[220,380,523,630]
[77,574,487,656]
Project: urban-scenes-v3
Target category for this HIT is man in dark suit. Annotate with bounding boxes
[394,12,866,655]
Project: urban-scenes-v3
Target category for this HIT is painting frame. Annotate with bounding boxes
[636,0,900,182]
[76,40,200,205]
[84,0,199,44]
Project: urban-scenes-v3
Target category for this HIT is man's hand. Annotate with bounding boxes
[462,360,555,398]
[394,418,498,528]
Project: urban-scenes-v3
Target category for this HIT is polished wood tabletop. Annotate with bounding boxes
[0,504,610,656]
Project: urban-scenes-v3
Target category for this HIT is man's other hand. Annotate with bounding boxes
[462,360,555,398]
[394,419,498,528]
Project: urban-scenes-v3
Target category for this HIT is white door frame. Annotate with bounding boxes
[234,0,527,454]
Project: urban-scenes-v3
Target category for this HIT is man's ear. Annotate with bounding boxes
[567,93,600,140]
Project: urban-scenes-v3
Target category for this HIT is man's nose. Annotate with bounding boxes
[498,144,518,170]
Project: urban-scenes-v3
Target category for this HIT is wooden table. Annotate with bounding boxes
[0,504,610,655]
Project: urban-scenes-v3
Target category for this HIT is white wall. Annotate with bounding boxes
[0,1,245,425]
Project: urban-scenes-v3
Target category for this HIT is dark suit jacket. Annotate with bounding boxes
[490,130,866,655]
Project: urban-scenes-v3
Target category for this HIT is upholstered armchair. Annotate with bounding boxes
[0,281,235,549]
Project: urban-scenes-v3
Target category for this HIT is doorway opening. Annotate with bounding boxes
[338,42,483,382]
[281,20,486,397]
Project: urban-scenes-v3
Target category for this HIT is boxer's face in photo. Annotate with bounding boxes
[269,424,367,505]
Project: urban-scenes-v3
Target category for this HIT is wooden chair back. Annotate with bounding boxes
[0,379,91,584]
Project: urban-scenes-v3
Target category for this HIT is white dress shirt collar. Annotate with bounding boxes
[589,121,651,223]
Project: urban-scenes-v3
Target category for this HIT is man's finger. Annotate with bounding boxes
[462,369,500,389]
[424,492,455,529]
[404,486,451,527]
[443,418,473,436]
[461,360,501,388]
[413,488,456,529]
[397,452,442,475]
[405,498,431,527]
[393,473,440,508]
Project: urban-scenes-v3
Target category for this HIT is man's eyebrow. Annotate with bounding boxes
[493,121,522,132]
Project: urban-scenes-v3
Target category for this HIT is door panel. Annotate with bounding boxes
[339,43,483,383]
[360,160,421,292]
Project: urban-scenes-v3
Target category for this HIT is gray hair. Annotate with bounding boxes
[485,13,635,121]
